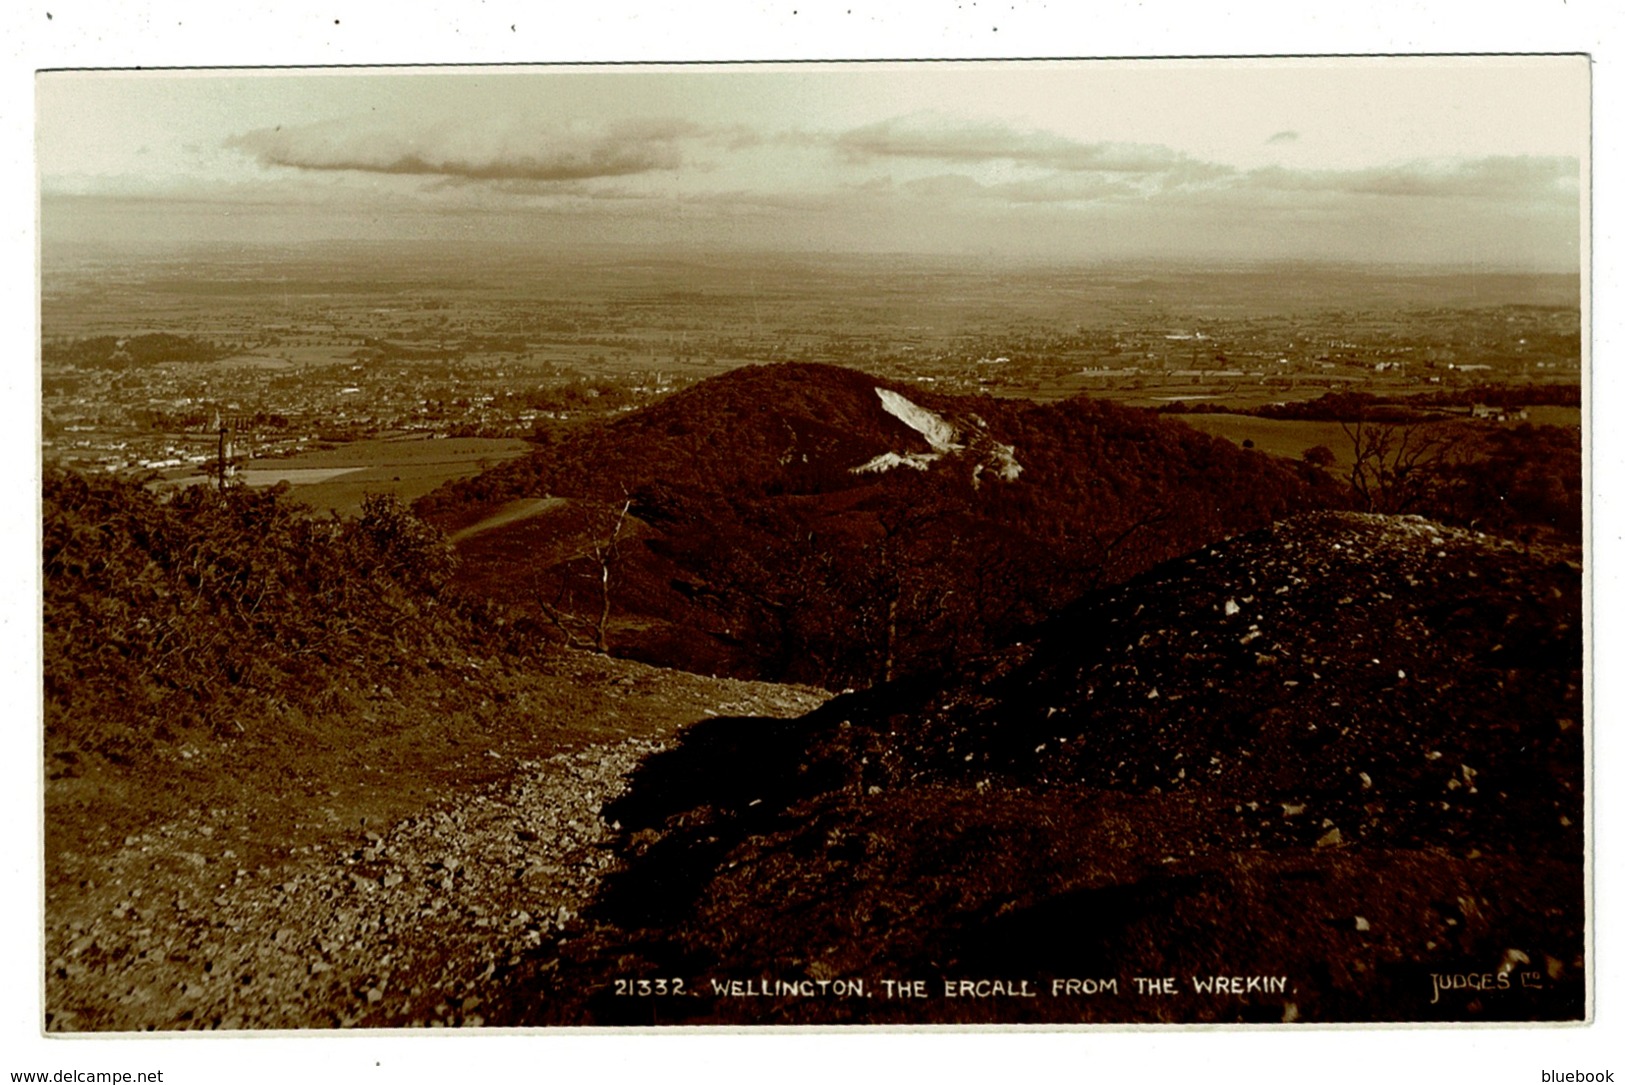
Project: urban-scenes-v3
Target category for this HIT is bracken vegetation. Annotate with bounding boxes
[43,470,534,761]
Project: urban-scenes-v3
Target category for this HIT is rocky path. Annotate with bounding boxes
[46,737,664,1031]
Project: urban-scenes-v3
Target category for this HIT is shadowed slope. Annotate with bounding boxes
[491,513,1583,1026]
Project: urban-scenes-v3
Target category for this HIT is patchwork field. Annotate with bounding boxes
[1173,415,1367,462]
[163,435,532,515]
[1177,408,1583,465]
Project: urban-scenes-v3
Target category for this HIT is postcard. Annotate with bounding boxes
[36,56,1588,1038]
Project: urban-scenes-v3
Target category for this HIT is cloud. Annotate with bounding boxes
[1245,155,1578,201]
[902,171,1143,205]
[832,119,1577,212]
[226,117,704,182]
[833,116,1231,180]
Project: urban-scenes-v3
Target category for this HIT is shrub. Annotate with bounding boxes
[42,470,521,760]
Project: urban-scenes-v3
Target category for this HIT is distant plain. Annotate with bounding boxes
[42,242,1582,515]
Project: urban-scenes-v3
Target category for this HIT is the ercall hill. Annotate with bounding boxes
[416,361,1340,689]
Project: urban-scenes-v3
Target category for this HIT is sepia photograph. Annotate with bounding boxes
[33,54,1591,1037]
[9,0,1618,1072]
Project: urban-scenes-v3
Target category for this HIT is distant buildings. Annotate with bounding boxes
[1470,403,1529,422]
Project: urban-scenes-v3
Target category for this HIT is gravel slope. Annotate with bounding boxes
[48,741,656,1030]
[45,663,827,1032]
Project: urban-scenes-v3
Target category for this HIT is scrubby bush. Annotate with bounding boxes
[42,470,530,760]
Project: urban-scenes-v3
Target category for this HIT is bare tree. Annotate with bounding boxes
[535,496,633,654]
[1338,417,1461,514]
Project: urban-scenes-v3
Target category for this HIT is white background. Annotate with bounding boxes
[3,2,1619,1082]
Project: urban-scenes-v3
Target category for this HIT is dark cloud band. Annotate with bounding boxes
[226,118,698,182]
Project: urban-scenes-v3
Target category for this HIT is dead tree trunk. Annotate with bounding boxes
[590,498,633,655]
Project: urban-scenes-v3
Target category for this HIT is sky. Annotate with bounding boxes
[37,58,1586,267]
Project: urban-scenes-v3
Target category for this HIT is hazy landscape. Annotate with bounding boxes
[39,60,1586,1031]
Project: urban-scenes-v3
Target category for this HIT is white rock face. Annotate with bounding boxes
[875,388,960,452]
[856,388,1024,483]
[852,451,937,475]
[989,441,1023,481]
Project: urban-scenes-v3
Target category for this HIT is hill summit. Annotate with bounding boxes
[418,362,1339,688]
[494,511,1584,1026]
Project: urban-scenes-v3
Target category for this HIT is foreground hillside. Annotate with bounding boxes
[45,645,827,1031]
[493,512,1584,1025]
[42,468,831,1029]
[417,362,1340,688]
